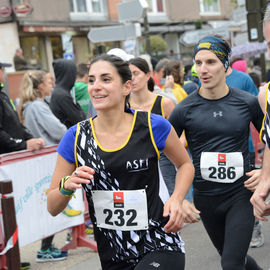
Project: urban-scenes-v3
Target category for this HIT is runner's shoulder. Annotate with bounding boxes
[229,87,258,105]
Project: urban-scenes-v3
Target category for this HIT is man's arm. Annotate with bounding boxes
[250,146,270,221]
[258,84,267,112]
[0,128,27,152]
[0,101,44,153]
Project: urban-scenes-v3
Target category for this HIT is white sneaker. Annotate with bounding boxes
[250,220,264,248]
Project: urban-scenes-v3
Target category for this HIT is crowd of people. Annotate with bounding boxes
[1,6,270,270]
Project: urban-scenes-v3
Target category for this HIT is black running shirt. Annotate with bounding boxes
[151,95,164,117]
[169,87,264,196]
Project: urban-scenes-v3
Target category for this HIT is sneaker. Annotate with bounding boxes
[250,220,264,248]
[49,244,68,256]
[36,245,68,262]
[21,262,31,270]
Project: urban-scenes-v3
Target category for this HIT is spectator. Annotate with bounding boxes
[151,57,158,70]
[18,70,67,147]
[74,63,96,117]
[252,58,262,83]
[13,48,27,71]
[49,59,86,128]
[184,64,192,80]
[0,61,45,154]
[183,64,199,95]
[107,48,134,61]
[18,70,67,262]
[13,48,38,71]
[152,58,169,89]
[163,60,188,103]
[249,72,261,90]
[231,59,251,73]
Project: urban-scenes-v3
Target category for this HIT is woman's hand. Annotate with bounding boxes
[163,197,186,233]
[244,169,261,192]
[164,75,174,89]
[182,200,200,223]
[64,165,95,191]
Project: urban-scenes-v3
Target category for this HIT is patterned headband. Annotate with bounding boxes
[193,36,231,71]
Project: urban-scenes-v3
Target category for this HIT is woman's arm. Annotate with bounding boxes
[47,154,94,216]
[258,84,267,112]
[162,97,175,119]
[163,127,194,203]
[162,127,195,232]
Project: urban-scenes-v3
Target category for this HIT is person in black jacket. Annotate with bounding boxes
[49,59,86,128]
[0,61,45,154]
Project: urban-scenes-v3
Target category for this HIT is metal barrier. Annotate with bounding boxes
[0,180,20,270]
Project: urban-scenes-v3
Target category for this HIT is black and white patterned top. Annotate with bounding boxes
[66,110,184,267]
[260,83,270,148]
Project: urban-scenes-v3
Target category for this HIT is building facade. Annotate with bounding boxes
[0,0,236,73]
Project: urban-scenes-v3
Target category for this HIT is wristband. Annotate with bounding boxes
[59,176,75,198]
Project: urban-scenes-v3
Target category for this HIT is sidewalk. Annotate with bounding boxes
[20,230,100,270]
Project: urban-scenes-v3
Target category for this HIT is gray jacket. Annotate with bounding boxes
[23,98,67,146]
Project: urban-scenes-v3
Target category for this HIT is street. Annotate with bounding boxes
[20,218,270,270]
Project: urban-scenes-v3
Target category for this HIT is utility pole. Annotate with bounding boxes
[143,13,151,55]
[246,0,267,81]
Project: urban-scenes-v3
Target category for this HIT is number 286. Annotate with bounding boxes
[208,166,236,179]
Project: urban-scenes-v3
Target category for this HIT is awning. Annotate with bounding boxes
[179,26,230,46]
[231,42,267,59]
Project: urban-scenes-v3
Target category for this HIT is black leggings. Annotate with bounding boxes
[194,188,261,270]
[101,250,185,270]
[135,250,185,270]
[41,235,54,250]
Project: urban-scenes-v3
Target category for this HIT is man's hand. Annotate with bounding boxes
[26,138,45,151]
[250,179,270,221]
[182,200,201,223]
[244,169,261,192]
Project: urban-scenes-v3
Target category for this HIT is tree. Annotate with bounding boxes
[148,35,167,56]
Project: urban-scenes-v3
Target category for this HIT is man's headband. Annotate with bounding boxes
[193,36,231,71]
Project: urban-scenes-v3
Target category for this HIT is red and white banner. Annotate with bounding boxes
[0,227,18,255]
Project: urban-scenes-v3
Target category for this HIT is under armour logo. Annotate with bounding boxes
[213,111,223,117]
[149,262,160,268]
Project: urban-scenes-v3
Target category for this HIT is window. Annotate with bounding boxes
[200,0,220,15]
[69,0,103,14]
[146,0,165,13]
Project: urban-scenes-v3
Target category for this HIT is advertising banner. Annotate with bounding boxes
[0,147,84,247]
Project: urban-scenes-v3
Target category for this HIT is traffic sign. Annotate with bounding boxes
[118,0,148,22]
[88,23,141,43]
[63,53,73,60]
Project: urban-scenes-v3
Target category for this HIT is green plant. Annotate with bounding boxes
[202,0,217,4]
[203,0,237,6]
[194,19,202,29]
[148,35,167,55]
